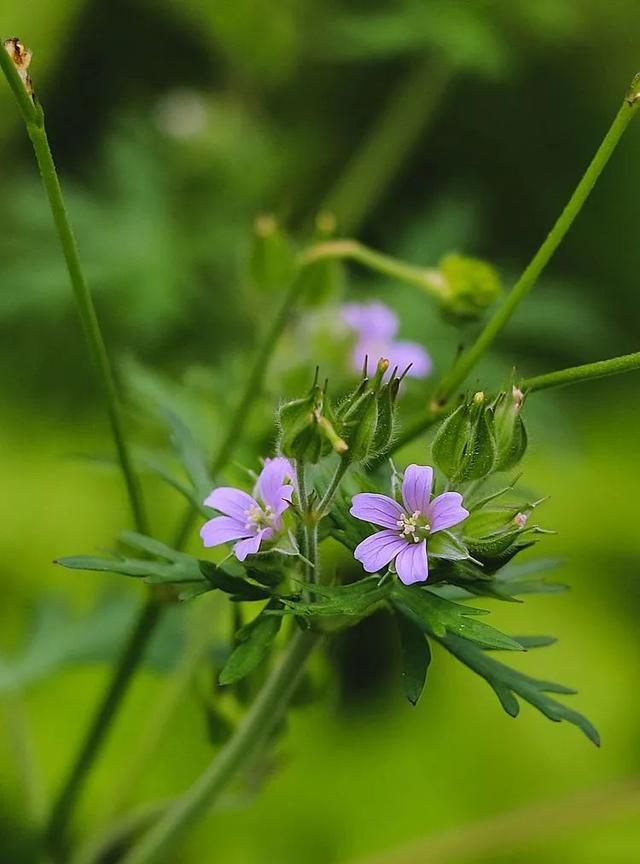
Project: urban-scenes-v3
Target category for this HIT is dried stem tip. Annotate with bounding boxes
[626,73,640,106]
[3,37,33,94]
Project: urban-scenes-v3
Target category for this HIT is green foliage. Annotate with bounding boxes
[391,585,524,652]
[219,609,282,685]
[395,612,431,706]
[440,633,599,745]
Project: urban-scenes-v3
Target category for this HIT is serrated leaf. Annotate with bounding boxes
[391,585,523,651]
[440,633,599,745]
[281,578,391,618]
[395,613,431,706]
[219,611,282,685]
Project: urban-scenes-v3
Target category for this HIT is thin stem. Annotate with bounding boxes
[321,60,450,234]
[44,598,163,858]
[317,460,350,516]
[301,239,446,303]
[522,351,640,392]
[171,270,306,549]
[1,45,159,855]
[120,628,320,864]
[433,94,639,406]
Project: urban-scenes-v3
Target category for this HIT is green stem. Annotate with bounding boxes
[301,239,446,304]
[0,51,148,536]
[1,45,159,855]
[44,598,163,858]
[120,629,320,864]
[433,94,639,406]
[171,271,306,549]
[522,351,640,393]
[317,460,350,516]
[321,60,450,234]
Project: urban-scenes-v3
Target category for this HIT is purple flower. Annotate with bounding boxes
[200,457,295,562]
[342,302,432,379]
[350,464,469,585]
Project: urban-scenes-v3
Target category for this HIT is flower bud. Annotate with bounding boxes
[277,377,347,463]
[437,253,502,322]
[492,386,528,471]
[249,214,295,294]
[337,359,401,464]
[432,393,496,482]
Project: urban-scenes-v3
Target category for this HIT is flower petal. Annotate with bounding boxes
[427,492,469,533]
[395,540,428,585]
[354,530,407,573]
[271,484,294,518]
[200,516,253,547]
[257,458,295,509]
[402,465,433,514]
[387,340,432,379]
[342,302,398,341]
[234,529,269,561]
[350,493,405,529]
[203,487,257,521]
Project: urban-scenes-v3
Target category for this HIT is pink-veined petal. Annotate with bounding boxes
[200,516,253,548]
[354,530,407,573]
[395,540,428,585]
[402,465,433,515]
[350,493,405,529]
[427,492,469,533]
[257,458,295,509]
[234,529,268,562]
[203,487,257,522]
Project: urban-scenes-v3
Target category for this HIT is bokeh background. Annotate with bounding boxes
[1,1,639,862]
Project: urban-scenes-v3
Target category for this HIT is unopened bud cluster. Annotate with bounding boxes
[278,359,402,466]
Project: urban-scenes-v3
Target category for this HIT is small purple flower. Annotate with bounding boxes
[200,457,295,562]
[342,302,432,379]
[350,464,469,585]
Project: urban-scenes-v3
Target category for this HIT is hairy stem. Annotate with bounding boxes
[120,628,320,864]
[522,351,640,392]
[433,94,639,405]
[317,460,350,516]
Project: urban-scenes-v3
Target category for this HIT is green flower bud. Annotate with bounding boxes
[337,359,402,464]
[277,376,347,463]
[432,392,497,482]
[249,214,296,294]
[437,253,502,322]
[492,386,528,471]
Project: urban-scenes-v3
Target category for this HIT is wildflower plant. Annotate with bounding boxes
[2,34,640,864]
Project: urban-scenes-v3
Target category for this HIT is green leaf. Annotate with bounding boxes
[120,531,186,561]
[281,578,391,618]
[395,613,431,706]
[56,553,202,584]
[219,611,282,686]
[160,407,213,501]
[428,530,470,560]
[391,585,524,651]
[199,562,272,601]
[440,633,599,745]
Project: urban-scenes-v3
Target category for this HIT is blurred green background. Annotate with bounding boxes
[1,1,639,862]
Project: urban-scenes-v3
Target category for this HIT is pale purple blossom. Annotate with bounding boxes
[342,302,432,379]
[350,464,469,585]
[200,457,295,562]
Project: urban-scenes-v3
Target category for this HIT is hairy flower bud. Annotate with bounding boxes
[437,253,502,322]
[432,394,496,482]
[338,358,400,464]
[492,387,528,471]
[278,377,347,463]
